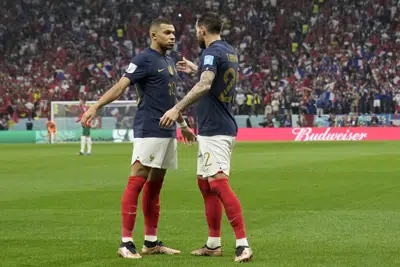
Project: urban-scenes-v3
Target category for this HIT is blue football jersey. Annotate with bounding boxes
[123,48,178,138]
[197,40,239,136]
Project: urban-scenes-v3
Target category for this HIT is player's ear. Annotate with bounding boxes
[150,30,157,40]
[201,26,206,36]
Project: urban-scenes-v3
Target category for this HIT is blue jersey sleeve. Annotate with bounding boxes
[200,50,218,74]
[123,54,149,84]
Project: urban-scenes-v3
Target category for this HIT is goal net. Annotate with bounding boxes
[50,100,137,143]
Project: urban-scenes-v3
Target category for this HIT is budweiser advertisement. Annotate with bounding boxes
[177,127,400,142]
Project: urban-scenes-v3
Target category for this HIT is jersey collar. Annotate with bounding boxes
[148,47,167,57]
[208,39,223,47]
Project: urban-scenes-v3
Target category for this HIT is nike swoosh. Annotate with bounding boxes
[158,68,165,72]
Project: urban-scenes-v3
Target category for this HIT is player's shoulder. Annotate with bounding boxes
[131,49,153,63]
[204,41,236,59]
[203,45,219,57]
[126,49,152,73]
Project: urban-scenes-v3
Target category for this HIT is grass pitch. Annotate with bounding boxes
[1,141,400,267]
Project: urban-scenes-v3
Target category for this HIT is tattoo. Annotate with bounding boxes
[175,71,215,111]
[175,97,184,123]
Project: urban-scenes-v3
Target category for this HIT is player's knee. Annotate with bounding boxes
[148,168,166,182]
[131,161,150,178]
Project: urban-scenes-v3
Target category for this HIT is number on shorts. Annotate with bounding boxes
[204,152,212,167]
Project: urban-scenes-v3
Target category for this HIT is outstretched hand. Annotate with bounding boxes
[176,57,197,74]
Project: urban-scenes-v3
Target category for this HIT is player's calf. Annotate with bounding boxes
[86,136,92,155]
[119,164,149,259]
[209,175,253,262]
[142,169,165,244]
[121,176,146,238]
[197,176,223,251]
[141,175,180,255]
[209,177,247,240]
[80,136,86,154]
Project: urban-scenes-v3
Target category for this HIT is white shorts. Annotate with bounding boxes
[197,135,235,178]
[373,99,381,107]
[131,138,177,170]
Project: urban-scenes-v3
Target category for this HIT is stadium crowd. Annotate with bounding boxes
[1,0,400,129]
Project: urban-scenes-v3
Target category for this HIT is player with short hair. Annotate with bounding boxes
[81,18,196,259]
[76,98,93,155]
[160,11,253,262]
[46,117,56,144]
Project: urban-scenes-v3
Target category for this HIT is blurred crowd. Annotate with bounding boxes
[1,0,400,129]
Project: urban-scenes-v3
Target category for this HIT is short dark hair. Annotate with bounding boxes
[150,17,172,30]
[197,12,223,34]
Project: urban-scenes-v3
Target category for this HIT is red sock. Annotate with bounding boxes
[209,178,246,239]
[121,176,146,238]
[142,179,164,236]
[198,177,222,237]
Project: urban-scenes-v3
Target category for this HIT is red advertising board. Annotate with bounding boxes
[177,127,400,142]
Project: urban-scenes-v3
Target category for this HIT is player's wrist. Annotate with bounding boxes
[90,105,99,111]
[178,120,188,129]
[174,105,183,113]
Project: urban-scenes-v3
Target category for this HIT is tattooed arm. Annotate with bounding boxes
[175,71,215,112]
[175,97,185,124]
[159,71,215,128]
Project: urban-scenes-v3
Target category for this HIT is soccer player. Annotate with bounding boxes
[76,98,92,155]
[46,117,57,144]
[80,18,196,259]
[159,12,253,262]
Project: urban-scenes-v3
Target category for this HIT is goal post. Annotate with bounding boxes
[50,100,137,143]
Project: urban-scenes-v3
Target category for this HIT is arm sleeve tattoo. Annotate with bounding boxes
[175,71,215,112]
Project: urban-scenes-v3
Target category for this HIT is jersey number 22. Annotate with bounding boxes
[219,68,238,103]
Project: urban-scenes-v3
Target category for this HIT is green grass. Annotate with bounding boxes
[1,141,400,267]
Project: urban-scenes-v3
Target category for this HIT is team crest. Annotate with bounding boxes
[149,154,155,162]
[168,65,174,76]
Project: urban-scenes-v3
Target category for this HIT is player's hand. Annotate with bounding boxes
[80,106,97,127]
[176,57,197,74]
[180,127,196,146]
[160,107,180,128]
